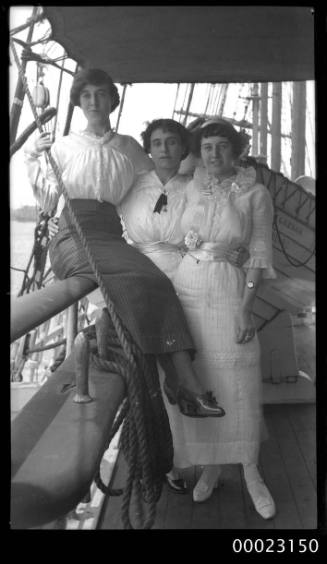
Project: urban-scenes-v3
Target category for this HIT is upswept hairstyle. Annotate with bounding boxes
[191,119,248,159]
[141,119,191,160]
[70,68,120,113]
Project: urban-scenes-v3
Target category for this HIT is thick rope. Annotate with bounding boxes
[11,38,173,529]
[83,317,172,527]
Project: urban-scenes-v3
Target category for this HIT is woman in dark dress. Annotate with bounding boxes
[24,68,223,418]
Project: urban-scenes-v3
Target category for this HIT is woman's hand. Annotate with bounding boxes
[48,216,59,239]
[225,245,250,268]
[235,307,256,344]
[34,132,53,153]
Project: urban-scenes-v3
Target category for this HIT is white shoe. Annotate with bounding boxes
[193,466,221,503]
[246,477,276,519]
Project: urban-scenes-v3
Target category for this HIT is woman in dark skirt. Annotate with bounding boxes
[24,68,223,418]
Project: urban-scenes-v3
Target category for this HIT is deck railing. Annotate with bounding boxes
[11,276,96,343]
[11,278,125,529]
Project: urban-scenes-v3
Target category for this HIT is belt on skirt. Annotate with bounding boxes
[133,240,238,263]
[186,241,234,262]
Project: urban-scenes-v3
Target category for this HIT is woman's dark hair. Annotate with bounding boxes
[70,68,120,113]
[191,119,247,158]
[141,119,191,160]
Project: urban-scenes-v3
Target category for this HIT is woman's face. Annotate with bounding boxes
[79,83,112,124]
[150,128,184,173]
[200,135,235,178]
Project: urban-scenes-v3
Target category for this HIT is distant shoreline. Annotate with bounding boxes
[10,206,38,222]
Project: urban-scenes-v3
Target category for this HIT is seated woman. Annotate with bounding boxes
[171,119,277,519]
[24,68,223,418]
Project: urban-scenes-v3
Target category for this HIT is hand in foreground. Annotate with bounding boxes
[235,308,256,344]
[34,132,53,153]
[225,245,250,268]
[48,216,59,239]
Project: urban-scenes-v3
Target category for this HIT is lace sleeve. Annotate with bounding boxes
[243,184,276,279]
[119,213,134,245]
[24,142,61,214]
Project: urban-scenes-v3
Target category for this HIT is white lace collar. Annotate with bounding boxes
[201,166,256,196]
[79,129,115,144]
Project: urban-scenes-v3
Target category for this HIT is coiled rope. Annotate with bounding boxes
[10,38,173,529]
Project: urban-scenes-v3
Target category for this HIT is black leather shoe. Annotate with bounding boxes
[166,474,189,494]
[163,380,225,418]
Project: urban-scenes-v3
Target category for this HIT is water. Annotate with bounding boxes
[10,220,36,296]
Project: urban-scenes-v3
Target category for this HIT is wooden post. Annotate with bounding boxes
[251,83,260,156]
[260,82,268,161]
[65,303,78,358]
[10,6,39,144]
[291,81,306,181]
[271,82,282,172]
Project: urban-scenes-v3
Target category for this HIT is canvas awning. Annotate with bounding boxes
[43,6,314,83]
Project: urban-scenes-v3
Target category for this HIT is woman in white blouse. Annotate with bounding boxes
[24,69,224,419]
[171,119,277,518]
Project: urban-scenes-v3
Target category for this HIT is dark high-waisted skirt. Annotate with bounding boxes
[49,199,195,355]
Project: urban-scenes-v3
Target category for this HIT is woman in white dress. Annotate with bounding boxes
[170,119,277,519]
[119,119,248,493]
[24,69,224,419]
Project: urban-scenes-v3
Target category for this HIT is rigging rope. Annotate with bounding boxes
[10,37,173,529]
[13,210,51,297]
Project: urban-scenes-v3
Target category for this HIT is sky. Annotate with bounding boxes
[10,6,315,209]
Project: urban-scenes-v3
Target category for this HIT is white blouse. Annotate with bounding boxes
[181,166,276,278]
[119,170,190,246]
[24,130,153,214]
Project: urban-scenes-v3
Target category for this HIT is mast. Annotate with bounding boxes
[251,83,260,156]
[218,84,228,116]
[271,82,282,172]
[291,81,306,180]
[63,63,79,136]
[115,84,128,132]
[52,57,65,137]
[260,82,268,161]
[172,84,180,119]
[10,6,40,144]
[182,83,195,125]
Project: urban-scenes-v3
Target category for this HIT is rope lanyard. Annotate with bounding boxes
[10,37,173,529]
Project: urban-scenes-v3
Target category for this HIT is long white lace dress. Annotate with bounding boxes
[171,166,276,467]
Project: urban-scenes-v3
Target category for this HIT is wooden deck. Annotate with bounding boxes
[98,403,317,530]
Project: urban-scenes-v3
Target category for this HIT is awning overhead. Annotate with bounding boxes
[43,6,314,83]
